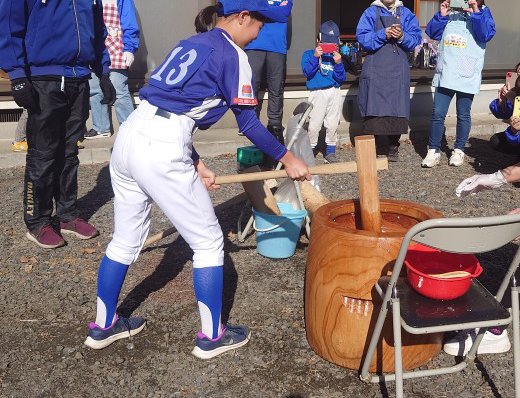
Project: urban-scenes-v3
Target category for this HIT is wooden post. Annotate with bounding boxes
[354,135,381,233]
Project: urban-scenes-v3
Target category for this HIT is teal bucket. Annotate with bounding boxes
[252,202,307,259]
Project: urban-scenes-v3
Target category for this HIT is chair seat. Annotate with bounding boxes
[378,276,511,330]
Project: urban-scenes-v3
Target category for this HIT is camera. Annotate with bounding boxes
[320,43,337,54]
[450,0,470,10]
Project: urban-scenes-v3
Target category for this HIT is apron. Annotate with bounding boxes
[103,0,126,70]
[358,7,410,120]
[432,11,486,95]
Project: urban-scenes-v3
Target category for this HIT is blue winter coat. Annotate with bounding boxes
[116,0,139,54]
[0,0,110,80]
[356,5,422,53]
[426,7,495,43]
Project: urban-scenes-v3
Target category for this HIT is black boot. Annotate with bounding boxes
[262,124,285,169]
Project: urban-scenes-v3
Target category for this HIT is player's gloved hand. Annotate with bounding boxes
[11,78,38,111]
[455,170,507,198]
[280,151,311,182]
[99,74,116,105]
[122,51,135,68]
[195,159,220,191]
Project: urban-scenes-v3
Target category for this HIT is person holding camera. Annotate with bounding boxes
[301,21,346,163]
[488,62,520,154]
[356,0,422,162]
[421,0,496,168]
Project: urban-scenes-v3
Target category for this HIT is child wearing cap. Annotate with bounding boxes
[83,0,310,359]
[301,20,346,163]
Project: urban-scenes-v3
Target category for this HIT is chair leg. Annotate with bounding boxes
[512,287,520,398]
[392,298,404,398]
[360,298,391,380]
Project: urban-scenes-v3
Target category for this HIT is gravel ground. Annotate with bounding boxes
[1,135,519,398]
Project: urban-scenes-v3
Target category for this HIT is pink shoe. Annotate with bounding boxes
[60,217,99,240]
[26,224,66,249]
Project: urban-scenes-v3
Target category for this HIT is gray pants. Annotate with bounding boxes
[246,50,286,127]
[15,108,28,142]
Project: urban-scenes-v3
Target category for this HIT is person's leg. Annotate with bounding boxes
[265,51,286,128]
[246,50,267,117]
[15,109,28,142]
[489,131,519,154]
[24,80,67,237]
[110,70,135,128]
[56,80,97,239]
[307,90,328,152]
[88,74,111,135]
[428,87,454,150]
[85,123,151,349]
[454,91,475,150]
[323,87,341,163]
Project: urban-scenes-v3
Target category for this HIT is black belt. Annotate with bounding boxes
[155,107,172,119]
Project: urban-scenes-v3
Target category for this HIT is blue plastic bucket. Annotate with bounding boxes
[252,203,307,259]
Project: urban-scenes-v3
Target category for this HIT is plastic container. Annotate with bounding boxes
[237,145,263,171]
[404,243,483,300]
[253,203,307,259]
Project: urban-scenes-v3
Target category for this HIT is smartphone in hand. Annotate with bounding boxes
[513,97,520,118]
[320,43,337,54]
[450,0,469,9]
[506,72,519,89]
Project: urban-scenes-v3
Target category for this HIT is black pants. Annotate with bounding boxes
[24,79,89,231]
[246,50,286,127]
[489,132,519,155]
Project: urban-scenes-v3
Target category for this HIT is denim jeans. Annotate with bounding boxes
[428,87,475,151]
[89,70,135,133]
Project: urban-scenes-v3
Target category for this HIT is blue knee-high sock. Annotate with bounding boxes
[326,145,336,155]
[193,266,223,339]
[95,255,129,328]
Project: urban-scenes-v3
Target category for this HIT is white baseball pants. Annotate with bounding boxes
[106,100,224,268]
[307,86,342,148]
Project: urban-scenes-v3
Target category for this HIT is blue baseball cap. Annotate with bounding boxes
[320,20,340,44]
[217,0,288,23]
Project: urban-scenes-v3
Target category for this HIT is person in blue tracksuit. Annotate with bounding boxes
[488,62,520,154]
[83,0,310,359]
[301,21,346,163]
[86,0,140,140]
[0,0,116,249]
[356,0,422,162]
[421,0,496,168]
[245,0,292,167]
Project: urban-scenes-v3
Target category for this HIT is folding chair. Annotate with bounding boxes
[359,214,520,398]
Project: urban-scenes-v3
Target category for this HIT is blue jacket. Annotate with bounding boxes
[0,0,110,80]
[426,7,496,43]
[356,5,422,53]
[301,50,346,90]
[115,0,139,53]
[490,98,513,120]
[245,0,292,54]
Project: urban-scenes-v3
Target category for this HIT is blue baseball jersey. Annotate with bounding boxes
[140,28,257,130]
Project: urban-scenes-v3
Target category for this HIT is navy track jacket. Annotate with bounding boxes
[0,0,111,80]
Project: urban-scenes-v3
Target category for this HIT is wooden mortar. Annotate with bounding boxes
[305,199,444,372]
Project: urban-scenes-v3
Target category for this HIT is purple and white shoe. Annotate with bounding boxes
[84,316,146,349]
[191,324,251,359]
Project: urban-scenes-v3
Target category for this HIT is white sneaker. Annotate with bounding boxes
[421,149,440,168]
[449,148,465,166]
[443,329,511,356]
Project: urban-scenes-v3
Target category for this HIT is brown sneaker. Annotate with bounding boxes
[60,217,99,240]
[26,224,66,249]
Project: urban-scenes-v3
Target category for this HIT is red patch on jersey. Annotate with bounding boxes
[241,84,253,98]
[233,97,258,105]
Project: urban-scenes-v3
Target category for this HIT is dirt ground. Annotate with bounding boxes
[1,135,519,398]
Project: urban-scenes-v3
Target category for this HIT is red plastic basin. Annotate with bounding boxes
[404,243,483,300]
